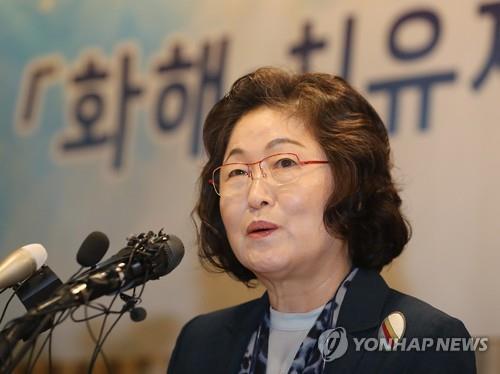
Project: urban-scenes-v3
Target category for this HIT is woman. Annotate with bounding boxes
[167,68,476,373]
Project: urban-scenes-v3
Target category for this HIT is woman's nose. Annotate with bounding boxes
[246,176,275,210]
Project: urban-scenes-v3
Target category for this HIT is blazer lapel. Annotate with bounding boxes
[324,269,390,373]
[214,271,389,374]
[223,293,269,374]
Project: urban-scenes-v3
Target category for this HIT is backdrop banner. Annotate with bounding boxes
[0,0,498,370]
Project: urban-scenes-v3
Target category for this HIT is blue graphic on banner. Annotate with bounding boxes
[473,2,500,89]
[367,9,457,134]
[14,38,229,172]
[0,0,499,265]
[0,1,499,367]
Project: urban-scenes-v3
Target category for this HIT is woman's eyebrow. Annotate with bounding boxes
[265,137,305,150]
[224,148,244,162]
[224,138,305,162]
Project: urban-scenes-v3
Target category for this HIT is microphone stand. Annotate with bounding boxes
[0,230,183,372]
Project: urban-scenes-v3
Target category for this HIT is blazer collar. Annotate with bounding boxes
[225,292,269,333]
[222,269,390,373]
[324,269,391,373]
[222,268,390,339]
[336,268,390,333]
[224,293,269,373]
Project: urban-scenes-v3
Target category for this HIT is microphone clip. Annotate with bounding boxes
[119,293,147,322]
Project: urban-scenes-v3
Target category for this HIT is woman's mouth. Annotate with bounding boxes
[246,220,279,238]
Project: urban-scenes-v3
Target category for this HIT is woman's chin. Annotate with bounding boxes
[244,254,292,280]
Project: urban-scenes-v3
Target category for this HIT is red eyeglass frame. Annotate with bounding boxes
[208,152,329,190]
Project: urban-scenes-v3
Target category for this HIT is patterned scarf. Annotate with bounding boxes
[238,268,358,374]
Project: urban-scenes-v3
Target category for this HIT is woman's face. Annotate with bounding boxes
[219,106,341,282]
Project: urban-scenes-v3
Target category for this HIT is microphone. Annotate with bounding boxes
[15,232,108,312]
[129,307,147,322]
[76,231,110,267]
[32,232,184,314]
[13,231,108,338]
[0,231,183,371]
[0,244,47,289]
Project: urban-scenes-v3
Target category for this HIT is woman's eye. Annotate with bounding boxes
[274,158,298,168]
[227,168,247,178]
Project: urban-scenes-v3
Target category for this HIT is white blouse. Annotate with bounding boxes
[267,304,325,374]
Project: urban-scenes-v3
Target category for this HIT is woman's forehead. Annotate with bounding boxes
[223,107,321,161]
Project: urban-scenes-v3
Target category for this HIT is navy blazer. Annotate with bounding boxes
[167,269,476,373]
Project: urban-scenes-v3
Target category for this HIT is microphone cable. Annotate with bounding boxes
[0,291,16,326]
[87,286,147,374]
[86,290,121,374]
[86,259,149,373]
[5,304,74,372]
[46,309,72,374]
[26,308,72,373]
[0,230,182,373]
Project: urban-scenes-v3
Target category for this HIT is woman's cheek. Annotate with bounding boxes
[279,189,310,217]
[220,198,245,246]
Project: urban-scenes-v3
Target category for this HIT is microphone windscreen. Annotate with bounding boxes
[77,231,110,267]
[164,234,184,274]
[130,307,147,322]
[22,244,47,269]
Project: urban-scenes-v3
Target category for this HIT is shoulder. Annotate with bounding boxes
[372,288,477,373]
[178,296,264,338]
[167,296,266,374]
[383,288,470,339]
[340,269,476,372]
[342,269,471,339]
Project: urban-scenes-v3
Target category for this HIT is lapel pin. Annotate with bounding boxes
[378,311,406,350]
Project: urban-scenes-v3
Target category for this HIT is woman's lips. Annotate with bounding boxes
[246,220,279,238]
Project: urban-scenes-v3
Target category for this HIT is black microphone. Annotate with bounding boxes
[32,231,184,314]
[15,232,109,312]
[0,231,184,370]
[76,231,110,267]
[129,307,147,322]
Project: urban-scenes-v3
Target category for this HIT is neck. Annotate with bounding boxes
[258,244,352,313]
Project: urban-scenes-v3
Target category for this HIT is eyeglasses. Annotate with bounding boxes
[209,152,329,197]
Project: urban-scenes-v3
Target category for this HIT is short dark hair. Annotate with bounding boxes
[194,67,411,285]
